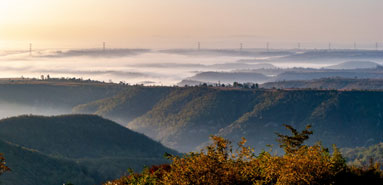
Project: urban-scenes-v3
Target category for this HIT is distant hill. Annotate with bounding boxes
[273,70,383,82]
[74,87,383,153]
[209,63,276,70]
[325,61,380,69]
[261,78,383,90]
[160,48,294,57]
[179,66,383,86]
[73,86,172,124]
[177,79,212,87]
[0,78,123,109]
[185,71,270,84]
[341,143,383,166]
[216,90,383,153]
[0,78,125,120]
[0,115,177,185]
[279,50,383,61]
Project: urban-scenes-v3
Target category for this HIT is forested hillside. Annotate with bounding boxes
[0,78,124,118]
[2,79,383,155]
[74,86,383,153]
[73,86,172,124]
[217,90,383,152]
[0,140,97,185]
[262,78,383,90]
[0,115,177,185]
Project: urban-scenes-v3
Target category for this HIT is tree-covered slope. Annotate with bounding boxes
[0,140,98,185]
[86,88,383,153]
[217,90,383,152]
[73,86,172,125]
[67,86,383,153]
[0,115,174,158]
[0,115,178,184]
[261,78,383,90]
[127,87,259,152]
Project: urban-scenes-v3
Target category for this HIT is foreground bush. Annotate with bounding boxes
[105,125,383,185]
[0,153,10,176]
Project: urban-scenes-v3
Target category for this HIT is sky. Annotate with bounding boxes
[0,0,382,49]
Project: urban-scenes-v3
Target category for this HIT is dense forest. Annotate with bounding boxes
[1,79,383,184]
[1,79,383,153]
[0,115,178,185]
[74,86,383,153]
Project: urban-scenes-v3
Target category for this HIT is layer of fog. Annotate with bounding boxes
[0,102,70,120]
[0,48,382,85]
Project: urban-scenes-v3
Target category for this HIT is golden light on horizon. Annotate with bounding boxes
[0,0,382,49]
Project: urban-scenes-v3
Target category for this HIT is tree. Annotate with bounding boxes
[276,124,313,153]
[0,153,10,176]
[105,125,383,185]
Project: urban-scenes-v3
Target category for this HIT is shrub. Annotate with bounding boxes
[105,125,383,185]
[0,153,10,176]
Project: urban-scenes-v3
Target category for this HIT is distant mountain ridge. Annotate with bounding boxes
[261,78,383,90]
[181,66,383,86]
[325,61,380,69]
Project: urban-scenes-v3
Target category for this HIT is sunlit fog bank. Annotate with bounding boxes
[1,48,382,85]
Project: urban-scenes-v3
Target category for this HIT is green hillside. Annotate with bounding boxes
[0,115,177,184]
[217,90,383,152]
[74,87,383,153]
[73,86,172,124]
[0,140,97,185]
[128,87,258,152]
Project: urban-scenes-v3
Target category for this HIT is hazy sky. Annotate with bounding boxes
[0,0,382,49]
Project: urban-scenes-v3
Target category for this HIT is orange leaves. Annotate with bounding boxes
[0,153,10,176]
[161,136,256,185]
[104,135,383,185]
[161,136,341,185]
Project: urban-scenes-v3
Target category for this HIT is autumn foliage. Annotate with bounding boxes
[0,153,10,176]
[106,125,383,185]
